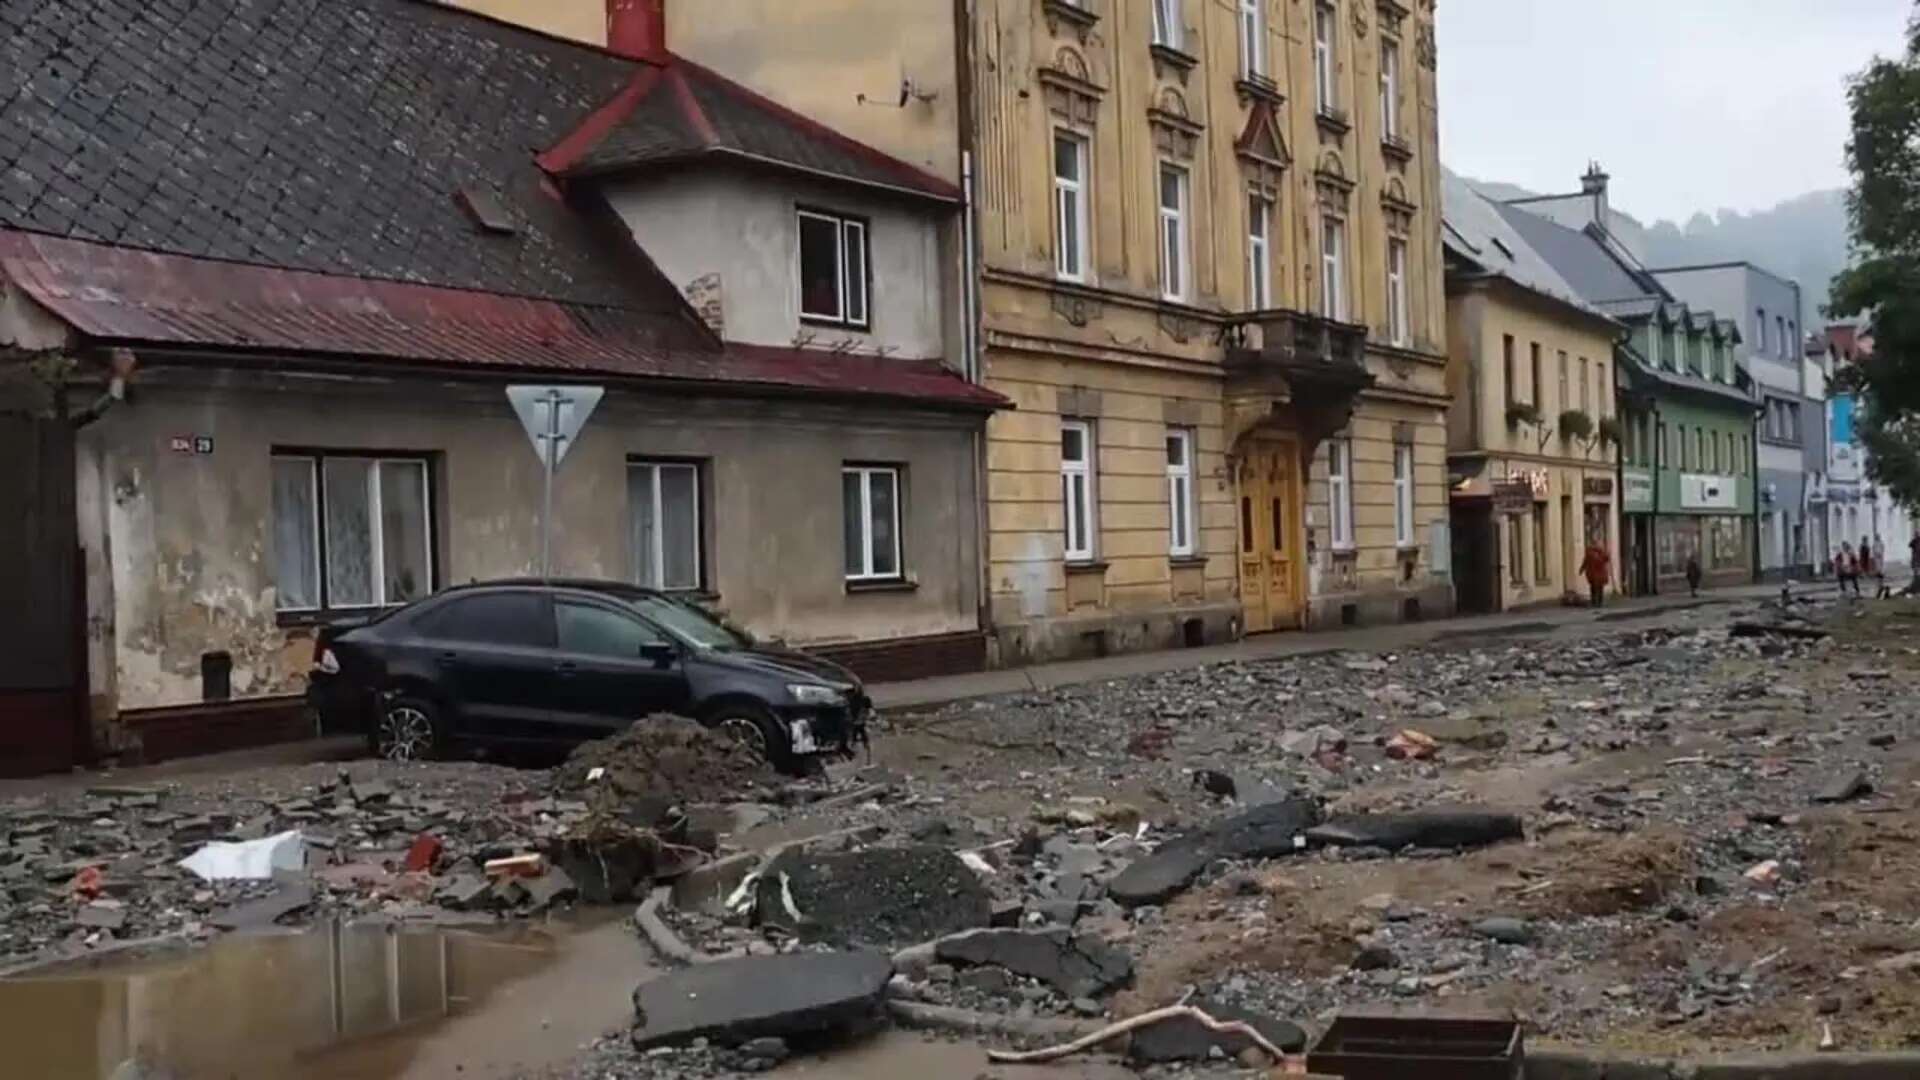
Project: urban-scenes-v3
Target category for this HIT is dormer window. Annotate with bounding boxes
[798,208,870,329]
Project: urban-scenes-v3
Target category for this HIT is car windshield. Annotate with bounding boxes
[630,595,751,650]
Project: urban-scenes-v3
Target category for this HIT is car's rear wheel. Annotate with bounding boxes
[374,695,444,762]
[708,704,796,774]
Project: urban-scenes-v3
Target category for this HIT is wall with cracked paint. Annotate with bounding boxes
[79,369,984,718]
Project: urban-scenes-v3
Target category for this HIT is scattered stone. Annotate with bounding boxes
[1305,810,1524,852]
[1813,770,1873,804]
[438,874,492,911]
[1108,796,1321,909]
[1472,917,1535,945]
[738,1037,789,1064]
[75,902,127,931]
[1384,729,1439,761]
[522,867,579,911]
[1126,998,1305,1064]
[1743,860,1782,886]
[935,927,1134,999]
[1869,733,1897,748]
[210,880,313,930]
[630,950,893,1051]
[1351,944,1399,971]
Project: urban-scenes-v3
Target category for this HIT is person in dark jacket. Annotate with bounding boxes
[1684,551,1703,598]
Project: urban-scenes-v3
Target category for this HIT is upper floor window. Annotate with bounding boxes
[1166,428,1196,557]
[1239,0,1266,80]
[1380,37,1400,139]
[1756,309,1767,353]
[1578,356,1590,413]
[1313,2,1336,114]
[1386,237,1409,346]
[1502,334,1517,410]
[1159,164,1190,302]
[1327,438,1354,550]
[799,208,868,329]
[1053,132,1090,282]
[1152,0,1181,48]
[1320,216,1346,321]
[273,452,433,613]
[1247,192,1273,309]
[1529,342,1542,407]
[1776,316,1787,359]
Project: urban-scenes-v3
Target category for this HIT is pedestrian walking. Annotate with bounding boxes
[1684,551,1703,598]
[1872,540,1893,599]
[1837,542,1861,597]
[1579,543,1611,609]
[1908,533,1920,592]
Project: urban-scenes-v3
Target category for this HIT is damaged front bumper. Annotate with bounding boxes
[779,691,872,757]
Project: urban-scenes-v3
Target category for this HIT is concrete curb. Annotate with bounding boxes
[885,999,1098,1043]
[1527,1049,1920,1079]
[633,886,709,967]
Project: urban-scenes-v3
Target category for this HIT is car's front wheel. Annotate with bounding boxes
[707,704,796,774]
[373,695,444,762]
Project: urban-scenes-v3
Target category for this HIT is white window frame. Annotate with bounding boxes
[797,208,869,329]
[1247,192,1273,309]
[1061,419,1097,562]
[1167,427,1197,557]
[1152,0,1181,48]
[272,452,433,613]
[1386,236,1409,346]
[1158,163,1190,302]
[1328,438,1354,551]
[1380,36,1400,139]
[843,465,903,582]
[1393,442,1415,548]
[629,459,703,591]
[1313,1,1335,115]
[1320,215,1346,321]
[1238,0,1265,79]
[1053,131,1090,283]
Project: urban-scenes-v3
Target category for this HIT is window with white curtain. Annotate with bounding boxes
[1328,438,1354,550]
[1247,192,1272,309]
[1393,443,1415,548]
[272,453,432,612]
[1166,428,1196,556]
[1053,132,1089,282]
[1152,0,1181,48]
[842,465,902,581]
[1321,216,1346,321]
[1386,237,1408,346]
[1313,2,1335,114]
[1238,0,1264,79]
[629,460,702,591]
[1158,164,1190,302]
[1061,420,1097,562]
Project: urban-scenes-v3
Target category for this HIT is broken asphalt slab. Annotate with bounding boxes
[1126,998,1305,1064]
[1107,797,1321,908]
[210,879,314,931]
[933,927,1133,999]
[1304,810,1525,851]
[755,846,991,949]
[630,950,893,1050]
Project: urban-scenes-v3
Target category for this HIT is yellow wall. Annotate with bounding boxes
[441,0,606,44]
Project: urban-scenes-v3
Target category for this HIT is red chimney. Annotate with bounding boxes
[606,0,666,61]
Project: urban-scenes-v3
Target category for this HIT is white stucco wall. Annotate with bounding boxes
[605,172,952,359]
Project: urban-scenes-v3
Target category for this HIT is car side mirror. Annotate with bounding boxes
[639,642,677,668]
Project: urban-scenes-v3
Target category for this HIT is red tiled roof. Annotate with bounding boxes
[539,55,962,203]
[0,230,1005,411]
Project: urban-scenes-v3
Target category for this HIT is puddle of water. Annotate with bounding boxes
[0,911,653,1080]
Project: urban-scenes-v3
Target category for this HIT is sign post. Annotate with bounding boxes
[507,385,605,577]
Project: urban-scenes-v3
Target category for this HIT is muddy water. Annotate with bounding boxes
[0,912,653,1080]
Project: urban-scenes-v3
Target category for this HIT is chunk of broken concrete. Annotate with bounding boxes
[630,950,892,1050]
[1472,916,1535,945]
[75,902,127,931]
[210,880,313,930]
[934,927,1133,999]
[1106,844,1213,910]
[1108,797,1321,909]
[755,846,990,950]
[1126,998,1305,1064]
[1305,810,1524,852]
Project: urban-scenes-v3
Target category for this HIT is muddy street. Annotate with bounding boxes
[5,594,1920,1078]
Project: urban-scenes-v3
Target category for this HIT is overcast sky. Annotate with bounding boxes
[1438,1,1912,224]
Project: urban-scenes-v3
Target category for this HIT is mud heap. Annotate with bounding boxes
[554,714,777,808]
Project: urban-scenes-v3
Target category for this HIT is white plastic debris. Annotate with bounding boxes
[586,766,606,783]
[177,830,306,881]
[958,850,996,877]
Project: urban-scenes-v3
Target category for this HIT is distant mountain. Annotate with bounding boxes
[1458,175,1850,319]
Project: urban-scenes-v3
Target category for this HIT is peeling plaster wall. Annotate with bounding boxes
[83,370,983,714]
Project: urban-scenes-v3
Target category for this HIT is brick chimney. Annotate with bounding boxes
[606,0,666,61]
[1580,162,1611,229]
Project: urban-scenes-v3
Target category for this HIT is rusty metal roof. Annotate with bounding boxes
[0,229,1005,410]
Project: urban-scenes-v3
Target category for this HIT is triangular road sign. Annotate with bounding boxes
[507,385,604,469]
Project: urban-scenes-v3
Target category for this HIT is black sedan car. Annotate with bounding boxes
[307,580,869,772]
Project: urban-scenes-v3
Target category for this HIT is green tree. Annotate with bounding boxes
[1832,9,1920,507]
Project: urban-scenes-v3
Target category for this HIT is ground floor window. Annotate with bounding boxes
[1532,503,1549,582]
[1656,517,1699,577]
[843,465,903,581]
[1708,515,1746,570]
[629,460,703,591]
[1507,513,1525,585]
[271,452,433,613]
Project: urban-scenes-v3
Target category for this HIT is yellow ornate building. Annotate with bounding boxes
[445,0,1453,662]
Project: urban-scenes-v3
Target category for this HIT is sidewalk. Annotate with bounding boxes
[869,582,1787,712]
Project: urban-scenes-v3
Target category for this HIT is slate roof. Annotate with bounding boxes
[0,0,686,311]
[1441,172,1615,326]
[1493,202,1657,307]
[544,58,960,202]
[0,229,1007,409]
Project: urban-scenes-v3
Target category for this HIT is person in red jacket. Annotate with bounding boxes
[1579,543,1611,608]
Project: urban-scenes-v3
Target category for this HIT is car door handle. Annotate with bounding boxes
[556,660,579,678]
[435,651,459,667]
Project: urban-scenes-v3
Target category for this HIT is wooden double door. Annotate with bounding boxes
[1237,437,1305,633]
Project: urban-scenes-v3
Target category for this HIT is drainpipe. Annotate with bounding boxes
[1651,401,1663,595]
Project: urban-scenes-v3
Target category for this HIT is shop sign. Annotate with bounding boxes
[1582,477,1613,498]
[1680,473,1738,511]
[1622,469,1654,513]
[1492,480,1535,514]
